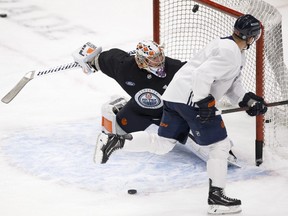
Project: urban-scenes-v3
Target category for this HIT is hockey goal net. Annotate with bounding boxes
[153,0,288,165]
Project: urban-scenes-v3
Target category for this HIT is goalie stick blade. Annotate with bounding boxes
[1,71,35,104]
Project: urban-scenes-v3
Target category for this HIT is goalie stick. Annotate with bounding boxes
[1,62,80,104]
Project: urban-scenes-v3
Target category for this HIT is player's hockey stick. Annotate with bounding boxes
[1,62,80,104]
[216,100,288,115]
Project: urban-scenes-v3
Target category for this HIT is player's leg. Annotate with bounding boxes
[196,122,241,214]
[120,101,191,155]
[173,104,241,214]
[207,138,241,214]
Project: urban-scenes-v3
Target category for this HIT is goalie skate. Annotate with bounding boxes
[94,132,132,164]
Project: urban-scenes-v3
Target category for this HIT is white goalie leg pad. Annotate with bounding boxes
[185,138,210,162]
[94,132,105,164]
[123,131,177,155]
[101,95,128,134]
[208,205,242,215]
[114,121,128,135]
[185,138,240,168]
[207,137,231,188]
[228,139,238,163]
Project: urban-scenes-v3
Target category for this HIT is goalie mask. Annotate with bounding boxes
[135,40,166,78]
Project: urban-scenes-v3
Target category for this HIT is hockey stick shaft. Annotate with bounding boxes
[216,100,288,115]
[1,62,80,104]
[33,62,80,78]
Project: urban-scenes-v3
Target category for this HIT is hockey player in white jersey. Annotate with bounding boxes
[94,14,267,214]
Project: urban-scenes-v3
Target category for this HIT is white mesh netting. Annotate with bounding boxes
[157,0,288,147]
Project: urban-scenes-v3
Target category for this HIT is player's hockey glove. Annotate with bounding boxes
[239,92,267,116]
[72,42,102,74]
[195,94,216,123]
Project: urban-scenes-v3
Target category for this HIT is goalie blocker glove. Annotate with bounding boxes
[239,92,267,116]
[72,42,102,74]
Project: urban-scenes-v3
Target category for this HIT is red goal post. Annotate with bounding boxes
[153,0,288,166]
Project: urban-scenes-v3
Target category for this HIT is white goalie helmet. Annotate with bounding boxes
[135,40,166,78]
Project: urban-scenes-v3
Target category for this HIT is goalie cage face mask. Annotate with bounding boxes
[135,40,166,78]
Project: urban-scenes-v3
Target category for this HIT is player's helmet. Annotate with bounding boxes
[234,14,261,42]
[135,40,166,78]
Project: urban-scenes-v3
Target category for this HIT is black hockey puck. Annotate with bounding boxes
[127,189,137,195]
[0,13,7,18]
[192,4,199,13]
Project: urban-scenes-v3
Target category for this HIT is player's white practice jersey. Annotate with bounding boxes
[162,37,246,105]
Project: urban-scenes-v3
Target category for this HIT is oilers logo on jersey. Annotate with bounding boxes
[135,88,163,109]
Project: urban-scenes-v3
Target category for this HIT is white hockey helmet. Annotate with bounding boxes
[135,40,166,78]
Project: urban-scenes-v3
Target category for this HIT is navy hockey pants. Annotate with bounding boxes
[158,101,227,145]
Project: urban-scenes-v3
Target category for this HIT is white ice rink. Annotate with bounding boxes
[0,0,288,215]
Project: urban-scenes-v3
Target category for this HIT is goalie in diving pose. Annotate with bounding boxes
[73,40,238,163]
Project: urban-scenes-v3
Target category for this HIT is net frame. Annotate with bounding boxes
[153,0,288,166]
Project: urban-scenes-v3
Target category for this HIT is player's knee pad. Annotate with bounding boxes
[101,95,128,134]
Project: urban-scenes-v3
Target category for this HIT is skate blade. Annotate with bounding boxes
[93,133,107,164]
[207,205,242,215]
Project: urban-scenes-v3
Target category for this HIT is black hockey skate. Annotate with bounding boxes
[94,132,132,164]
[208,179,241,215]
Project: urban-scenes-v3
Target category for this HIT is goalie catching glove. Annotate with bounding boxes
[72,42,102,74]
[239,92,267,116]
